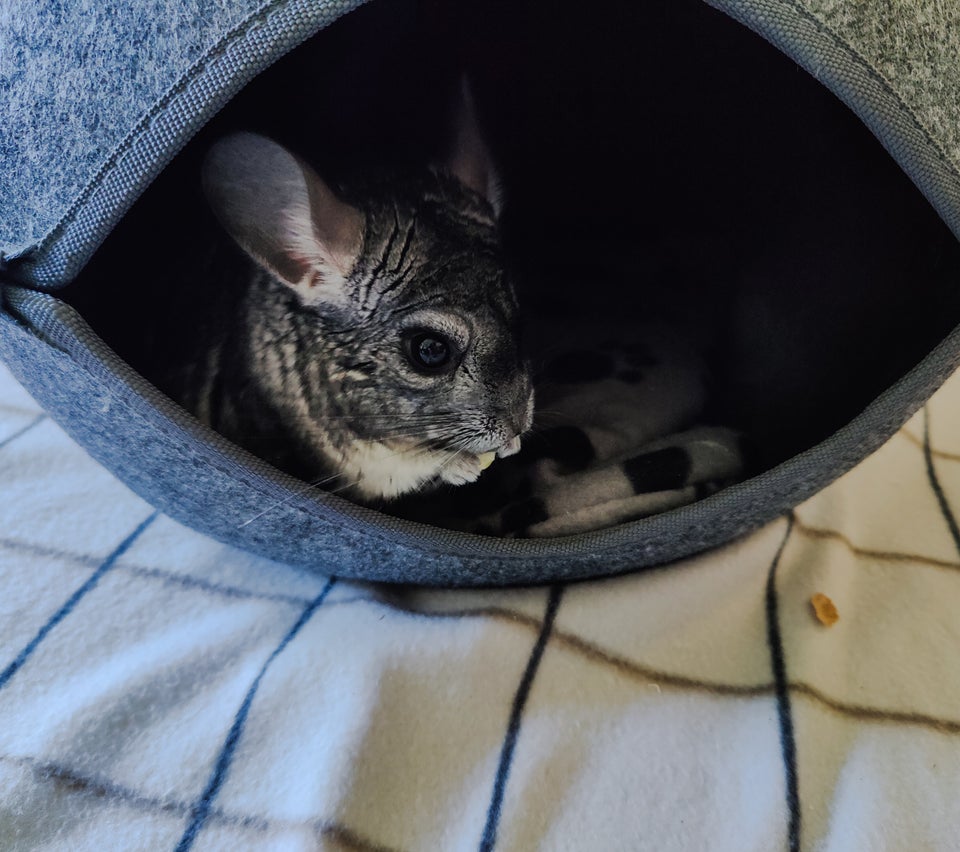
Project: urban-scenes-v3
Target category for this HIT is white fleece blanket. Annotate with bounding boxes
[2,357,960,852]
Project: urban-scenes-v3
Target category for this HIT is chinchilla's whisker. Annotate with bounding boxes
[531,408,581,424]
[328,477,367,496]
[249,413,458,423]
[236,472,344,528]
[436,448,467,470]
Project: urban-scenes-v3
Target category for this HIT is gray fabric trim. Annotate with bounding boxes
[8,0,369,290]
[3,287,958,587]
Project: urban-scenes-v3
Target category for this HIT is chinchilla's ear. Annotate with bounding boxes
[443,76,504,215]
[202,133,364,307]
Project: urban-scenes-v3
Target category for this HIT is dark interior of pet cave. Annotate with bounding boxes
[66,0,960,537]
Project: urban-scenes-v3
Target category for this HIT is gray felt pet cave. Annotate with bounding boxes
[3,0,960,586]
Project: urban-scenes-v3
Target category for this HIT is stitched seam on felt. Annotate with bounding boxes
[33,0,306,258]
[779,0,960,184]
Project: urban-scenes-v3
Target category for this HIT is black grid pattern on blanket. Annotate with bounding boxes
[3,360,960,851]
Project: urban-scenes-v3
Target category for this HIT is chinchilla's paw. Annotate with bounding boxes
[438,453,486,487]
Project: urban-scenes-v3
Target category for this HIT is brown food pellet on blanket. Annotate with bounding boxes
[811,593,839,626]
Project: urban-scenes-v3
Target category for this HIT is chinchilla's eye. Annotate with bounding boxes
[404,330,454,373]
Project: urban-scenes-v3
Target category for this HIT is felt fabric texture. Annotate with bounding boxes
[1,0,367,287]
[5,356,960,850]
[805,0,960,174]
[1,0,264,256]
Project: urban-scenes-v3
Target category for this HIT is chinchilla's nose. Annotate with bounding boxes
[494,367,533,450]
[497,435,522,458]
[508,376,535,436]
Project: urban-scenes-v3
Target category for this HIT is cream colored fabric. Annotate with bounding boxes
[1,358,959,851]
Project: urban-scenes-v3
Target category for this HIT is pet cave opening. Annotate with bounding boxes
[63,0,960,542]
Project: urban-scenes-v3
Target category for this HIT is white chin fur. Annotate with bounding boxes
[340,439,474,501]
[339,432,525,501]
